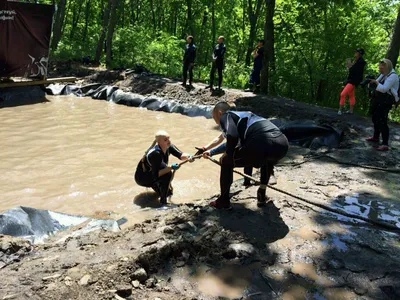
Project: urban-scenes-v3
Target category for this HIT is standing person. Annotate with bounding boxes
[196,102,289,209]
[338,48,366,115]
[135,130,193,205]
[182,36,196,87]
[245,39,264,93]
[206,36,226,91]
[365,59,399,151]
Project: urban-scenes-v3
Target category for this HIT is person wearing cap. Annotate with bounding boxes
[206,36,226,91]
[135,130,193,205]
[338,48,366,115]
[195,102,289,209]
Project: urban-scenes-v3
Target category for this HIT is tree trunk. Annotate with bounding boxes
[211,0,215,47]
[260,0,275,94]
[105,0,119,67]
[69,0,84,39]
[245,0,262,66]
[82,0,91,41]
[149,0,156,31]
[95,0,112,64]
[386,7,400,68]
[187,0,193,35]
[51,0,67,51]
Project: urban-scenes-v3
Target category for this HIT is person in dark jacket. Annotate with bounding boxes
[182,36,196,87]
[246,39,265,92]
[206,36,226,91]
[197,102,289,209]
[338,48,366,115]
[135,130,193,205]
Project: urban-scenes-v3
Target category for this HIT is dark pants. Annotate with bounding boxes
[210,62,223,88]
[183,62,194,85]
[249,66,262,86]
[135,166,172,201]
[371,93,394,146]
[219,134,289,205]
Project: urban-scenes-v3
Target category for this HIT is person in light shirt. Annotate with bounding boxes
[365,59,399,151]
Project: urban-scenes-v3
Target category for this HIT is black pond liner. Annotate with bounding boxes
[46,83,213,119]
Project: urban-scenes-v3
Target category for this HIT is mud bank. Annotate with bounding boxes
[1,66,400,299]
[1,182,400,299]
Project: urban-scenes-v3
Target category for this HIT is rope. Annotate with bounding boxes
[278,154,400,174]
[205,156,400,232]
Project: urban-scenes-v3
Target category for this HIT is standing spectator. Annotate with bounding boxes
[245,39,265,93]
[182,36,196,87]
[206,36,226,91]
[366,59,399,151]
[338,48,366,115]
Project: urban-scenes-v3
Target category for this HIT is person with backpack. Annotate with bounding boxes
[338,48,366,115]
[134,130,193,205]
[365,59,399,151]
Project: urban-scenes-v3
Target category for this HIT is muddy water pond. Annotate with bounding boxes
[0,96,228,226]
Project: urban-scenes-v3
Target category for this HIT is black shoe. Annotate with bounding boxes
[160,198,167,206]
[181,82,186,87]
[243,179,252,187]
[205,85,213,89]
[257,188,267,207]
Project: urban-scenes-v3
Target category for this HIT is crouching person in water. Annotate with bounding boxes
[197,102,289,209]
[135,130,193,205]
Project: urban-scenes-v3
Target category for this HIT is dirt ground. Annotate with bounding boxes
[1,67,400,300]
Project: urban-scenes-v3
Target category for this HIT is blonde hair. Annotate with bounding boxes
[143,130,170,158]
[379,58,393,75]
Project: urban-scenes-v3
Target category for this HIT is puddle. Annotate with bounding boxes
[331,193,400,228]
[291,263,334,286]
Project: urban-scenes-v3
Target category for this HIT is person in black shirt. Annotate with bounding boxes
[135,130,193,205]
[246,39,264,92]
[182,36,196,87]
[197,102,289,209]
[206,36,226,91]
[338,48,366,115]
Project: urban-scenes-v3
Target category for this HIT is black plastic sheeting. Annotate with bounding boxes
[45,84,343,149]
[0,206,123,243]
[46,84,213,118]
[271,119,343,150]
[0,86,45,107]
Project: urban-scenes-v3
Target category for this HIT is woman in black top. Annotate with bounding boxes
[338,48,366,115]
[135,130,192,205]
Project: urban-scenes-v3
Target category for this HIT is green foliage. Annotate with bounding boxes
[50,0,400,119]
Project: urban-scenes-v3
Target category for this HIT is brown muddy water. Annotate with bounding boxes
[0,96,225,226]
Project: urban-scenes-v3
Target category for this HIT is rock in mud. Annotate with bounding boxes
[132,280,140,288]
[115,284,132,297]
[145,277,157,288]
[79,274,91,286]
[132,268,148,283]
[224,243,256,258]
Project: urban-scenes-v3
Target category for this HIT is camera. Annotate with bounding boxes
[360,74,376,88]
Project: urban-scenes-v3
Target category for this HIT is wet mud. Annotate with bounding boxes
[1,67,400,299]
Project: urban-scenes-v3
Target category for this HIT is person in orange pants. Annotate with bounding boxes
[338,48,366,115]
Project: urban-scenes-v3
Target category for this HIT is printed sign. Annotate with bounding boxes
[0,1,55,78]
